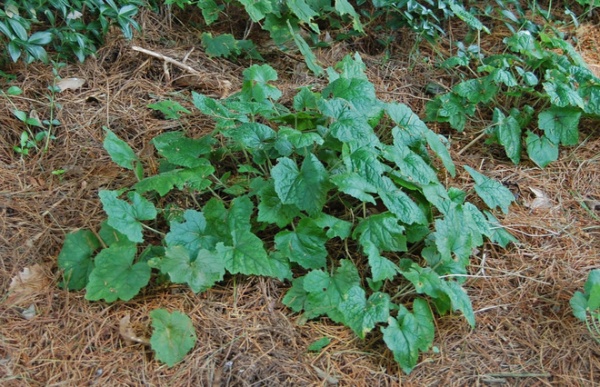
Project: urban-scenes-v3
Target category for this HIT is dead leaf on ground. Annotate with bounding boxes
[7,264,51,306]
[56,78,86,92]
[529,187,552,210]
[119,314,150,345]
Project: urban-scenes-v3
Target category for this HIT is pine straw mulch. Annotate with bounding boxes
[1,9,600,386]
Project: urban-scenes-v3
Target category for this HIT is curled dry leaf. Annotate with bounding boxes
[7,264,51,306]
[119,314,150,345]
[529,187,552,210]
[56,78,86,92]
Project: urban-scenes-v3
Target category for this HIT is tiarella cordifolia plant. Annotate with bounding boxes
[57,54,516,371]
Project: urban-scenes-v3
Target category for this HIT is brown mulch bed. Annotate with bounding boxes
[1,8,599,386]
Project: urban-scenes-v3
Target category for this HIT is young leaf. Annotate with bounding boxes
[150,309,197,367]
[538,107,581,146]
[381,299,435,374]
[57,230,100,290]
[339,286,390,339]
[464,166,514,214]
[160,246,225,293]
[275,218,328,269]
[308,337,331,352]
[272,155,330,216]
[85,243,151,302]
[103,128,138,170]
[99,190,157,243]
[525,131,558,168]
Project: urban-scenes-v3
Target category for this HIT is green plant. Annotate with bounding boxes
[0,0,145,63]
[426,24,600,168]
[57,55,516,371]
[571,269,600,344]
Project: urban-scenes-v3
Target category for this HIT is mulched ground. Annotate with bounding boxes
[1,7,599,386]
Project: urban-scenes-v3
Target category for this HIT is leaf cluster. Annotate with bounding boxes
[426,17,600,168]
[58,54,516,371]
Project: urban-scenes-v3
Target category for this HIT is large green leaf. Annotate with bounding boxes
[319,98,380,147]
[241,64,282,102]
[166,210,218,256]
[339,286,390,339]
[330,172,378,205]
[152,131,215,168]
[525,131,558,168]
[543,80,585,109]
[57,230,100,290]
[454,78,498,104]
[160,246,225,293]
[99,190,157,243]
[377,176,427,225]
[538,107,581,146]
[255,179,301,227]
[383,144,438,186]
[302,260,361,322]
[464,166,514,214]
[275,218,328,269]
[272,155,330,215]
[354,212,407,253]
[365,244,400,282]
[381,299,435,374]
[323,78,383,126]
[85,243,151,302]
[150,309,197,367]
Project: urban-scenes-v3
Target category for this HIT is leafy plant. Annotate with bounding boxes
[0,0,145,63]
[57,54,516,371]
[571,269,600,344]
[426,24,600,168]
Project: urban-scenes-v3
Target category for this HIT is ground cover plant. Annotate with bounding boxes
[1,0,599,384]
[56,55,517,369]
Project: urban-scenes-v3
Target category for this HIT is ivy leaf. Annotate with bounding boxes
[312,213,352,240]
[166,210,218,257]
[103,128,138,170]
[99,190,157,243]
[272,155,330,216]
[150,309,196,367]
[57,230,100,290]
[238,0,272,21]
[538,107,581,146]
[331,172,377,205]
[525,131,558,168]
[197,0,221,24]
[152,131,215,168]
[377,176,427,225]
[160,246,225,293]
[275,218,328,269]
[255,179,301,227]
[543,80,585,109]
[85,243,151,302]
[464,166,514,214]
[339,286,390,339]
[308,337,331,352]
[453,78,498,104]
[302,260,361,322]
[241,64,282,102]
[354,213,407,253]
[381,299,435,374]
[491,108,522,164]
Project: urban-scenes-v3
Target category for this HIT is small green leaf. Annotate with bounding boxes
[491,108,522,164]
[275,218,328,269]
[238,0,272,21]
[201,33,238,58]
[255,179,301,227]
[134,164,214,197]
[103,128,138,170]
[464,166,514,214]
[377,176,427,225]
[6,86,23,96]
[99,190,157,243]
[538,107,581,146]
[57,230,100,290]
[543,81,585,109]
[312,213,352,240]
[335,0,363,32]
[166,210,217,256]
[241,64,282,102]
[525,131,558,168]
[160,246,225,293]
[354,213,407,253]
[308,337,331,352]
[147,100,191,120]
[85,243,151,302]
[381,299,435,374]
[570,291,588,321]
[272,155,330,216]
[150,309,197,367]
[365,244,400,282]
[287,0,318,28]
[454,78,498,104]
[440,280,475,327]
[584,269,600,311]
